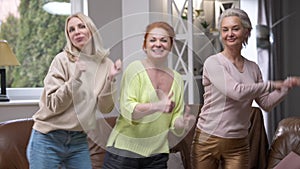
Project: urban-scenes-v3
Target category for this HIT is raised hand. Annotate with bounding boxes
[174,105,196,131]
[156,91,175,113]
[74,57,87,79]
[108,59,122,81]
[294,77,300,86]
[131,91,175,120]
[284,76,300,88]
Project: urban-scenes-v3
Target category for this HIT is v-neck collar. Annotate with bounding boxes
[219,53,245,73]
[139,60,175,97]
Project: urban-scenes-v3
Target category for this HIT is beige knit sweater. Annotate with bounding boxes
[33,51,116,134]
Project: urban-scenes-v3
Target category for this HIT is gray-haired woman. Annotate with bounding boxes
[191,8,300,169]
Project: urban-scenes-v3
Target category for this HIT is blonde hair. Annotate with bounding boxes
[218,8,252,46]
[64,12,110,62]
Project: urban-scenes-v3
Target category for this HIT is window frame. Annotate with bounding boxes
[7,0,87,101]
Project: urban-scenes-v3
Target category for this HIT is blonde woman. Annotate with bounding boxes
[27,13,121,169]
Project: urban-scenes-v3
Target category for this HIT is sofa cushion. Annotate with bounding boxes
[274,151,300,169]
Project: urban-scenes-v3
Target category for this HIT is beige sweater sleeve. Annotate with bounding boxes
[43,52,75,114]
[95,58,116,114]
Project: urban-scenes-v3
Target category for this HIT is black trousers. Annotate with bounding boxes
[102,150,169,169]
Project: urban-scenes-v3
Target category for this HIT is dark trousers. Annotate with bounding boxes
[102,150,169,169]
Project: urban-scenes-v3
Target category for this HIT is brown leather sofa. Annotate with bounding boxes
[0,104,201,169]
[1,106,296,169]
[0,118,33,169]
[84,104,202,169]
[267,117,300,169]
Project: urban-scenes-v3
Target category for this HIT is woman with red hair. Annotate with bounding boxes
[103,21,195,169]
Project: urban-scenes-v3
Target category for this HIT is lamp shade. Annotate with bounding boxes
[0,40,20,66]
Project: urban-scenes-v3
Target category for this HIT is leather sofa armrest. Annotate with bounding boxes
[267,117,300,169]
[0,118,33,169]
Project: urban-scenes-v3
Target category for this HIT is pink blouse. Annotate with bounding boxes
[197,53,288,138]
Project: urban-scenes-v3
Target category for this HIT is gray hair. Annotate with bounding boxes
[218,8,252,46]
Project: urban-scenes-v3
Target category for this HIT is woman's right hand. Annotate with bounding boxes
[156,91,175,113]
[74,57,86,80]
[132,91,175,120]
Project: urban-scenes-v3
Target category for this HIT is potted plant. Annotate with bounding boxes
[200,20,210,33]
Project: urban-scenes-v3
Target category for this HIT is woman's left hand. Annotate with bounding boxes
[108,59,122,81]
[175,105,196,131]
[284,76,300,88]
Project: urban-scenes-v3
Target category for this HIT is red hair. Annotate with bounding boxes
[142,22,175,50]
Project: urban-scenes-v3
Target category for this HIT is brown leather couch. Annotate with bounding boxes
[0,118,33,169]
[267,117,300,169]
[2,106,295,169]
[84,104,202,169]
[0,104,201,169]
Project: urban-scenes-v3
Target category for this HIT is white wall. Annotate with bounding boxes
[0,101,38,122]
[3,0,262,121]
[240,0,258,63]
[87,0,122,62]
[122,0,150,67]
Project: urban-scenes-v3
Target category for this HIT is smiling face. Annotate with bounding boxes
[144,28,172,60]
[67,17,91,50]
[220,16,248,48]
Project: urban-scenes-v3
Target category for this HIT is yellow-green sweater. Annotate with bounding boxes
[106,61,184,157]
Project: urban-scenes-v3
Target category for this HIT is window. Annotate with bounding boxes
[0,0,68,88]
[0,0,86,100]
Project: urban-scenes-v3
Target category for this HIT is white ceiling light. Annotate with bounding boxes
[42,2,71,15]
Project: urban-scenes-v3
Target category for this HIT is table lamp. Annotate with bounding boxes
[0,40,20,102]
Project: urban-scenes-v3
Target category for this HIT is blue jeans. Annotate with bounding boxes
[27,129,92,169]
